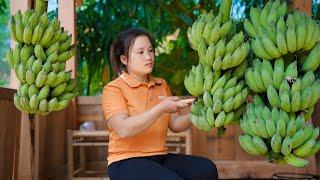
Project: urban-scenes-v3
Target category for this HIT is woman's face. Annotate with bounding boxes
[123,35,154,77]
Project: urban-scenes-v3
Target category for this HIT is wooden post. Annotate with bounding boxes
[58,0,78,129]
[291,0,312,15]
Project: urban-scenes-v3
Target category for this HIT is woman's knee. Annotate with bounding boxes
[197,157,218,179]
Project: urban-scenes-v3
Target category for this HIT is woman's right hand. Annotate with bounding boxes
[158,96,194,113]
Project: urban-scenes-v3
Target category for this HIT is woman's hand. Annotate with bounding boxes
[158,96,195,113]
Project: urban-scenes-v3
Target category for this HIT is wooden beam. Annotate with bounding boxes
[291,0,312,15]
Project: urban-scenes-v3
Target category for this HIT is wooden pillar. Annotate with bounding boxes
[291,0,312,15]
[58,0,76,78]
[58,0,78,128]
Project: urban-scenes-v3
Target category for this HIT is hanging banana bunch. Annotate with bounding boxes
[239,0,320,168]
[185,0,250,136]
[6,0,77,115]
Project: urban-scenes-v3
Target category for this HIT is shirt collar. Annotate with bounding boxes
[120,72,162,88]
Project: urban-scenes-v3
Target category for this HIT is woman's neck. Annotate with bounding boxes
[127,71,149,84]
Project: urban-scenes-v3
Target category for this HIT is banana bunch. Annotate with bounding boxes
[185,1,251,135]
[239,100,320,168]
[190,99,246,132]
[7,9,77,115]
[246,58,314,93]
[245,58,299,93]
[267,76,320,114]
[187,11,250,71]
[244,0,320,60]
[187,67,249,133]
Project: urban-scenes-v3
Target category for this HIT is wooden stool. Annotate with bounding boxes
[67,129,192,179]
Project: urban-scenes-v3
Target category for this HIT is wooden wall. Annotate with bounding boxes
[0,88,21,180]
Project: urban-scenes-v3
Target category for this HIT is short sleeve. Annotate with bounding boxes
[102,85,129,120]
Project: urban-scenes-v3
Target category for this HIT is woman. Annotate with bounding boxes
[102,28,218,180]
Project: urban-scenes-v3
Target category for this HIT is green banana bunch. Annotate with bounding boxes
[8,8,77,115]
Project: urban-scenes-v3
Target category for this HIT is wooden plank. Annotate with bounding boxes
[216,160,318,179]
[18,112,33,180]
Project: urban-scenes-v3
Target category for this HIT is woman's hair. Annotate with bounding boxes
[109,28,153,77]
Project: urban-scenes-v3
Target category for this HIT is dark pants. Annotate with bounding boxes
[108,153,218,180]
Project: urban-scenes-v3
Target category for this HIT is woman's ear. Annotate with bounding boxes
[120,55,127,65]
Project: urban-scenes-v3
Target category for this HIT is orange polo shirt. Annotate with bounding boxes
[102,72,172,165]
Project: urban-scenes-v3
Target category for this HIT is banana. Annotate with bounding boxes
[277,117,286,138]
[260,1,272,28]
[302,44,320,72]
[23,24,33,44]
[301,71,315,92]
[284,153,309,167]
[290,92,301,112]
[205,44,215,66]
[214,111,225,128]
[292,129,305,149]
[34,44,46,61]
[31,23,44,44]
[239,135,261,155]
[293,139,316,157]
[223,111,235,125]
[303,18,314,49]
[281,136,292,156]
[251,38,273,60]
[261,33,281,59]
[40,25,55,47]
[198,39,207,64]
[6,49,15,69]
[286,119,296,137]
[203,91,213,107]
[212,99,222,114]
[255,118,269,138]
[253,136,268,154]
[39,12,49,28]
[48,98,58,112]
[250,8,261,30]
[271,134,282,153]
[253,67,266,92]
[8,16,18,42]
[276,30,288,55]
[206,107,215,128]
[300,88,312,110]
[253,94,265,106]
[266,117,277,137]
[285,61,298,80]
[296,20,307,51]
[219,20,232,39]
[39,99,48,112]
[244,19,257,38]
